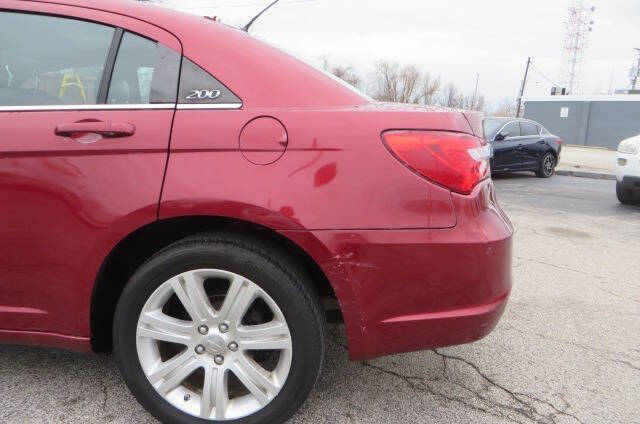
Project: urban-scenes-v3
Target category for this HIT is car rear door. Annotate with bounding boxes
[0,3,180,337]
[518,120,546,168]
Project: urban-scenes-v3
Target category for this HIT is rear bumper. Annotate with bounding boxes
[284,179,513,360]
[372,292,509,357]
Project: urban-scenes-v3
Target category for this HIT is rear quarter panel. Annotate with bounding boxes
[160,107,460,230]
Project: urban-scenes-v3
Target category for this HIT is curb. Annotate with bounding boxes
[563,144,613,151]
[555,169,616,180]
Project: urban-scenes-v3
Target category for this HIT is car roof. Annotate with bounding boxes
[18,0,172,19]
[485,117,541,125]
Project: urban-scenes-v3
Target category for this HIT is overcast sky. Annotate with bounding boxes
[157,0,639,108]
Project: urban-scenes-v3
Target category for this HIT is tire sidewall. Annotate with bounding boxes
[113,238,324,424]
[617,181,640,205]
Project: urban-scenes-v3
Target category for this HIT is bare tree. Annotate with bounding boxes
[440,83,463,108]
[372,61,400,101]
[322,57,362,89]
[320,57,486,112]
[397,65,421,103]
[371,61,424,103]
[462,92,486,112]
[417,73,441,106]
[492,100,518,117]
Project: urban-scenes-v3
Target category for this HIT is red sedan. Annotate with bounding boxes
[0,1,513,422]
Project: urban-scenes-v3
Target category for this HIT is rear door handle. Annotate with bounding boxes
[55,121,136,138]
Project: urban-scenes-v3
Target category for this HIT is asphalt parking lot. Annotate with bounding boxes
[1,174,639,424]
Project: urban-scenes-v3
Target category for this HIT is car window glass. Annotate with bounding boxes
[484,119,506,140]
[503,122,521,138]
[178,58,241,105]
[107,32,180,104]
[521,121,538,136]
[0,11,114,106]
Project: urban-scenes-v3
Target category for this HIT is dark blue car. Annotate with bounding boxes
[484,117,562,178]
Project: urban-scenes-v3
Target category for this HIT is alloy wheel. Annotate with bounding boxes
[543,155,555,176]
[135,269,292,421]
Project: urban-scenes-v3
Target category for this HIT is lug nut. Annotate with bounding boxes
[214,355,224,365]
[198,325,209,335]
[218,323,229,333]
[195,344,205,354]
[228,342,238,352]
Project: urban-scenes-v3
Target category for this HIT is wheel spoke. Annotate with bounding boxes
[237,321,291,351]
[169,273,215,323]
[231,356,279,405]
[200,367,217,418]
[139,310,193,339]
[138,311,192,345]
[217,275,258,326]
[155,356,201,396]
[148,350,195,385]
[214,367,229,420]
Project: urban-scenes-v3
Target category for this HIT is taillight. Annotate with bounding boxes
[382,130,492,194]
[557,138,563,145]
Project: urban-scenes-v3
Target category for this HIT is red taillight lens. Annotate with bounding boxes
[382,130,491,194]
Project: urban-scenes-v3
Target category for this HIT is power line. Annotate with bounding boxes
[530,62,562,88]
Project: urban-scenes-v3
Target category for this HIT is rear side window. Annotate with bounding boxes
[0,11,114,106]
[178,58,241,106]
[107,32,180,104]
[503,121,521,138]
[521,121,538,136]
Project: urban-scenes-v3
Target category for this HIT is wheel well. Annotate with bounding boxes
[90,216,338,352]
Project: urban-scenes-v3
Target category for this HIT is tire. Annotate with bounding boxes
[113,233,325,424]
[535,152,556,178]
[616,181,638,205]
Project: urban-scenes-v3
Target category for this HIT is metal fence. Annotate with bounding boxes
[523,95,640,149]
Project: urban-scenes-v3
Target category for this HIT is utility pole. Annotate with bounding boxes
[472,73,479,110]
[632,48,640,90]
[607,68,614,94]
[516,57,531,118]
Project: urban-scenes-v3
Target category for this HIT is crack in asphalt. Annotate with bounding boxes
[433,350,584,424]
[611,358,640,372]
[515,255,640,290]
[102,383,108,412]
[502,324,640,367]
[515,255,602,278]
[515,253,640,303]
[327,328,584,424]
[359,359,519,423]
[597,286,640,304]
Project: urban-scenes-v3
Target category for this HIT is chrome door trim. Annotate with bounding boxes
[0,104,175,112]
